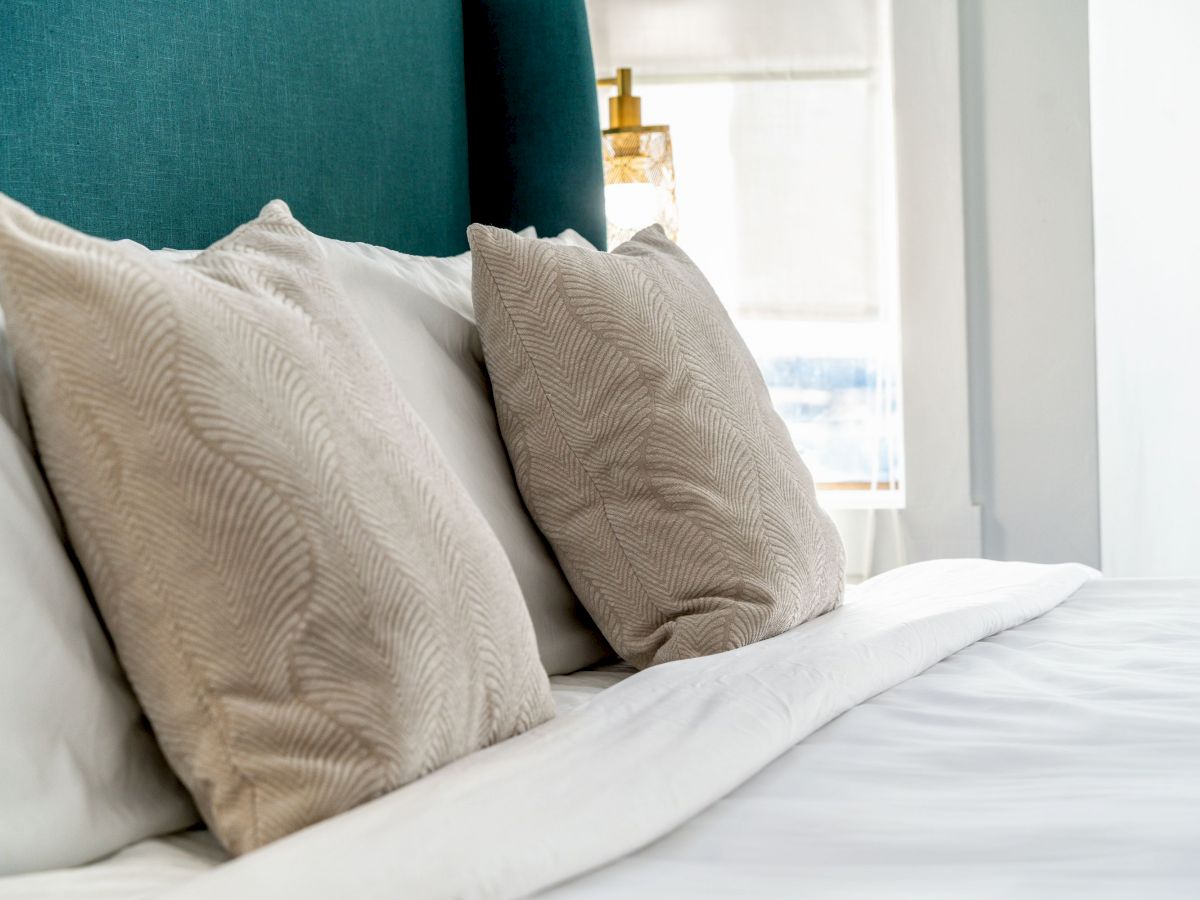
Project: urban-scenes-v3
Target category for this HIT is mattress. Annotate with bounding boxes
[3,570,1196,899]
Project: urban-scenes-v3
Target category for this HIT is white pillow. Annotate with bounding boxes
[0,309,31,453]
[0,321,196,875]
[313,229,612,676]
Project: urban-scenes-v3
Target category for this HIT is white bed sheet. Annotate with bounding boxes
[546,576,1200,899]
[3,567,1195,899]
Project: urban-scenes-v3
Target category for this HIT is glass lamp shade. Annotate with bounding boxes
[602,127,678,248]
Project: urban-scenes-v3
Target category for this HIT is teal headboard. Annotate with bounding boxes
[0,0,605,254]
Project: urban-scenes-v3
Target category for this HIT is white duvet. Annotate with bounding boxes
[549,572,1200,899]
[2,559,1134,898]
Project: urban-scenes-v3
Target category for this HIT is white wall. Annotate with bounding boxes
[1090,1,1200,576]
[857,0,1102,575]
[957,0,1101,567]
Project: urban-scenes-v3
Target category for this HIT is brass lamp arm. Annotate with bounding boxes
[596,67,642,130]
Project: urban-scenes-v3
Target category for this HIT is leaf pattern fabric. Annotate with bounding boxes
[0,196,553,855]
[469,223,845,668]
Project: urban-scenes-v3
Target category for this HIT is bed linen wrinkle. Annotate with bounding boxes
[546,577,1200,899]
[4,561,1167,900]
[155,560,1096,898]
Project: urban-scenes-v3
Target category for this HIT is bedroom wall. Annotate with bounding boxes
[957,0,1101,568]
[1089,1,1200,576]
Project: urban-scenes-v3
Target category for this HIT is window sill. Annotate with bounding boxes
[817,482,906,511]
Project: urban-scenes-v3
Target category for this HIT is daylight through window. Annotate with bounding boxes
[589,0,905,508]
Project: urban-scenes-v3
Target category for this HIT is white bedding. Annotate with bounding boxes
[6,561,1196,899]
[547,575,1200,899]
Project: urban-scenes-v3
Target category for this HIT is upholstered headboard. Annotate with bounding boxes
[0,0,605,254]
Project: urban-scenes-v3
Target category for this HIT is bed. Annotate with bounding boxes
[4,568,1197,898]
[2,2,1197,898]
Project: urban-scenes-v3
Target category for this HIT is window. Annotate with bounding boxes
[588,0,904,508]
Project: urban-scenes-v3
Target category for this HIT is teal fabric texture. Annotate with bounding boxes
[0,0,604,255]
[463,0,607,249]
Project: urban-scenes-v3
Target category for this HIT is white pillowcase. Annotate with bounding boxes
[0,309,31,452]
[313,229,611,676]
[0,320,196,876]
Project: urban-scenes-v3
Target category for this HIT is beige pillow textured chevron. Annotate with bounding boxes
[0,195,554,855]
[468,223,845,669]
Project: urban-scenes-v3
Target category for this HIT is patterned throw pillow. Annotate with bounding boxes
[0,195,554,854]
[469,223,845,668]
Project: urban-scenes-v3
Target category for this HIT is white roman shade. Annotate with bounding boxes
[587,0,892,321]
[588,0,878,78]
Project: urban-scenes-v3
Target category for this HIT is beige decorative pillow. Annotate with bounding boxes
[469,223,845,669]
[0,195,554,855]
